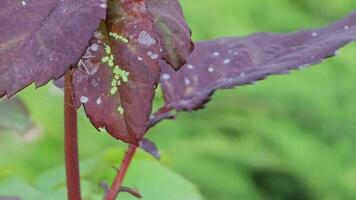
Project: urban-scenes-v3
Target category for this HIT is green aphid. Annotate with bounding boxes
[110,87,118,95]
[111,79,117,87]
[109,32,116,37]
[113,66,121,75]
[122,76,128,82]
[117,106,124,115]
[121,71,129,76]
[104,45,111,54]
[110,32,129,44]
[109,32,118,38]
[101,56,109,64]
[108,60,114,67]
[121,72,129,82]
[118,36,129,44]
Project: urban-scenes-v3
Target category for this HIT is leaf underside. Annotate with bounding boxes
[157,13,356,120]
[0,0,106,98]
[72,0,163,145]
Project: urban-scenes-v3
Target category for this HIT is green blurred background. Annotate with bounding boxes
[1,0,356,199]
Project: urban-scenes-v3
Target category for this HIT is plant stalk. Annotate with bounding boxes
[64,70,82,200]
[105,145,137,200]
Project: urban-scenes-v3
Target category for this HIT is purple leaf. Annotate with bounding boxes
[72,1,162,145]
[146,0,194,69]
[0,0,106,97]
[140,138,160,160]
[159,13,356,114]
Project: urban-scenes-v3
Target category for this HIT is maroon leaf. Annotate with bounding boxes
[159,13,356,113]
[72,1,162,145]
[0,0,106,97]
[146,0,193,69]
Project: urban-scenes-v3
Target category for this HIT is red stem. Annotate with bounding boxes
[105,145,137,200]
[64,70,82,200]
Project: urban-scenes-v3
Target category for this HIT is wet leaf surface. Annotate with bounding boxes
[0,0,106,97]
[72,1,162,145]
[159,13,356,114]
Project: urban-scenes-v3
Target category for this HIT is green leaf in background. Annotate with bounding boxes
[0,97,33,135]
[118,159,203,200]
[0,152,204,200]
[98,149,204,200]
[0,177,39,200]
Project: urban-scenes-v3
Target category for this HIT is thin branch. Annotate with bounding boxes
[64,70,81,200]
[104,145,137,200]
[148,106,175,129]
[119,187,142,198]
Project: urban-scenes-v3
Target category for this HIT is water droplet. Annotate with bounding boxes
[96,97,102,105]
[184,77,191,85]
[147,51,158,59]
[151,54,158,59]
[138,31,156,47]
[161,73,170,80]
[80,96,89,104]
[99,3,107,8]
[90,43,99,52]
[223,59,231,64]
[91,79,99,87]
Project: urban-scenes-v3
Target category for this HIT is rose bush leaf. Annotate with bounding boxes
[72,0,163,145]
[0,0,106,98]
[158,13,356,116]
[146,0,194,69]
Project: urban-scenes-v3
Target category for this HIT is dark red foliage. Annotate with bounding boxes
[146,0,194,69]
[72,0,163,145]
[158,13,356,115]
[0,0,106,97]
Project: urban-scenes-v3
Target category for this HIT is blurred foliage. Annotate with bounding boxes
[1,0,356,200]
[0,97,33,135]
[0,152,202,200]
